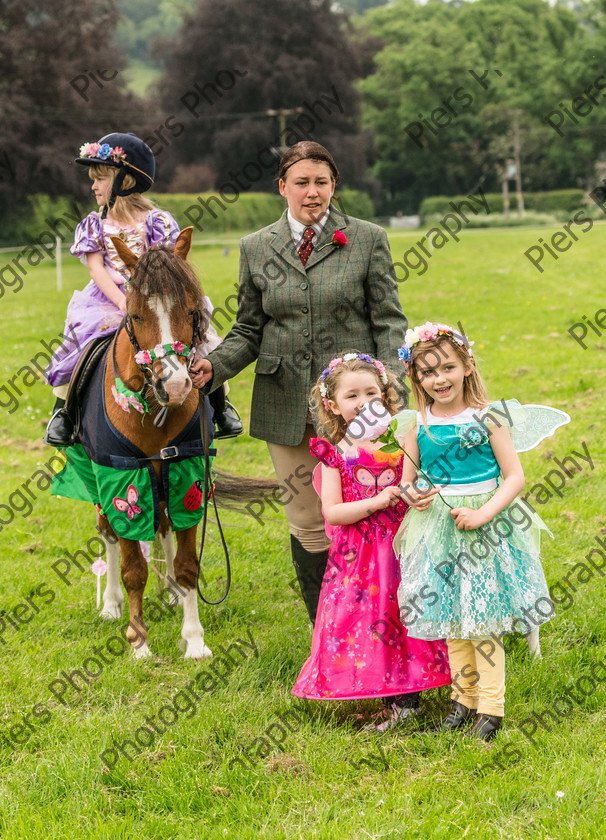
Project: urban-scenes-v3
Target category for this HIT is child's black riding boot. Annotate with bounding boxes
[43,399,74,447]
[209,386,243,439]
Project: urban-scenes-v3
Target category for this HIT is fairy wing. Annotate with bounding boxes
[483,399,571,452]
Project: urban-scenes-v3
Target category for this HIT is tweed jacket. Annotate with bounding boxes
[206,206,408,446]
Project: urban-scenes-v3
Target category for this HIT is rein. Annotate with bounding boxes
[196,393,231,605]
[116,313,232,605]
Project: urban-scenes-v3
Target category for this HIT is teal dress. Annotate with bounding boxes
[393,402,567,640]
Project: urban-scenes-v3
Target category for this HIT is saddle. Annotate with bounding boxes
[64,334,114,441]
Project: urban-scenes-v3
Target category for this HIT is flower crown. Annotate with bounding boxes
[319,353,388,411]
[398,321,474,374]
[79,142,127,164]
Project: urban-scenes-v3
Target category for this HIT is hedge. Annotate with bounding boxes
[419,189,585,220]
[152,188,375,233]
[4,188,376,247]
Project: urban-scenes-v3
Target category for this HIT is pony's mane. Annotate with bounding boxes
[129,245,205,310]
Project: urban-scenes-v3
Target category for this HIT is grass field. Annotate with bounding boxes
[0,222,605,838]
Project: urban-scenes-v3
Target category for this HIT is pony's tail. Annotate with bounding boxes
[212,472,279,510]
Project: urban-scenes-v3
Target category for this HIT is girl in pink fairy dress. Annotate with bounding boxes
[292,353,450,728]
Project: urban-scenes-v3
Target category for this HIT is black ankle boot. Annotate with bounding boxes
[43,399,75,447]
[467,713,503,741]
[209,388,243,439]
[290,535,329,625]
[432,700,476,732]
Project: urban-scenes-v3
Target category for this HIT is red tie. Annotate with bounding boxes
[298,227,315,267]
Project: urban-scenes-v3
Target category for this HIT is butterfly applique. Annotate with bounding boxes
[113,484,142,519]
[352,465,398,498]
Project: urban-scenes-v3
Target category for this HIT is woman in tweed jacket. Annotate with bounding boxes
[191,141,408,624]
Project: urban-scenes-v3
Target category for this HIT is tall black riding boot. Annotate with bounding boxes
[290,535,329,625]
[208,385,243,439]
[43,398,74,447]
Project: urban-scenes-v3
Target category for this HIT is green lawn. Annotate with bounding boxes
[0,223,605,838]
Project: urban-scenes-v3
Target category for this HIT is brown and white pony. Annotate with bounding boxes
[98,227,215,659]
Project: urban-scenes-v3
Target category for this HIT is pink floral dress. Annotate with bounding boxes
[292,439,450,701]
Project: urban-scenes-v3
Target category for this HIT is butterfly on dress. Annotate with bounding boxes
[113,484,142,519]
[352,465,398,498]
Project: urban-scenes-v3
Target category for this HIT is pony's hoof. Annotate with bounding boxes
[184,641,212,660]
[133,643,152,659]
[100,602,123,620]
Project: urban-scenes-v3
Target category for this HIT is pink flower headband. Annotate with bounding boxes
[398,321,474,375]
[319,353,387,411]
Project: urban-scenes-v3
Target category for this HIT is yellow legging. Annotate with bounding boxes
[447,638,505,717]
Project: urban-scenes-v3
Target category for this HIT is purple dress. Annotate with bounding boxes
[292,439,451,701]
[45,209,179,387]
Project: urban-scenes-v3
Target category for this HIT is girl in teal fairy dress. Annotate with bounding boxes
[392,322,569,740]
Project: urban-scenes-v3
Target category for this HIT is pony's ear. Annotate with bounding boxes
[110,236,139,269]
[174,226,193,261]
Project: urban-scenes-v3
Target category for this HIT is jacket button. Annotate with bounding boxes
[302,329,310,337]
[303,353,310,360]
[301,306,308,313]
[300,282,308,290]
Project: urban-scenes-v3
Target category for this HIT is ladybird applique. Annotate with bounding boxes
[183,479,213,511]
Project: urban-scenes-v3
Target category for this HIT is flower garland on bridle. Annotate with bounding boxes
[319,352,387,411]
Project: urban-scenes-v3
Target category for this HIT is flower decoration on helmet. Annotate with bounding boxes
[79,142,127,164]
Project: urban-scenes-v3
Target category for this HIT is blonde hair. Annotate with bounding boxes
[89,164,154,225]
[408,335,489,426]
[310,353,404,444]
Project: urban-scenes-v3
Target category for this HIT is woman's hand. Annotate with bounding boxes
[371,484,401,511]
[400,482,438,511]
[189,357,213,389]
[450,507,489,531]
[118,295,127,314]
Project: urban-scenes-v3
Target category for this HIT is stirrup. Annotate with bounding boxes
[213,399,244,439]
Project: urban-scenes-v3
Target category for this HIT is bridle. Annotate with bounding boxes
[115,309,203,427]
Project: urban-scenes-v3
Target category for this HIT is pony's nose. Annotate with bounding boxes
[156,370,192,405]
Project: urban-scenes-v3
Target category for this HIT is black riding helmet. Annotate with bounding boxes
[76,132,155,216]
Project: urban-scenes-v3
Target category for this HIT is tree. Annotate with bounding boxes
[357,0,606,212]
[152,0,375,194]
[0,0,142,241]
